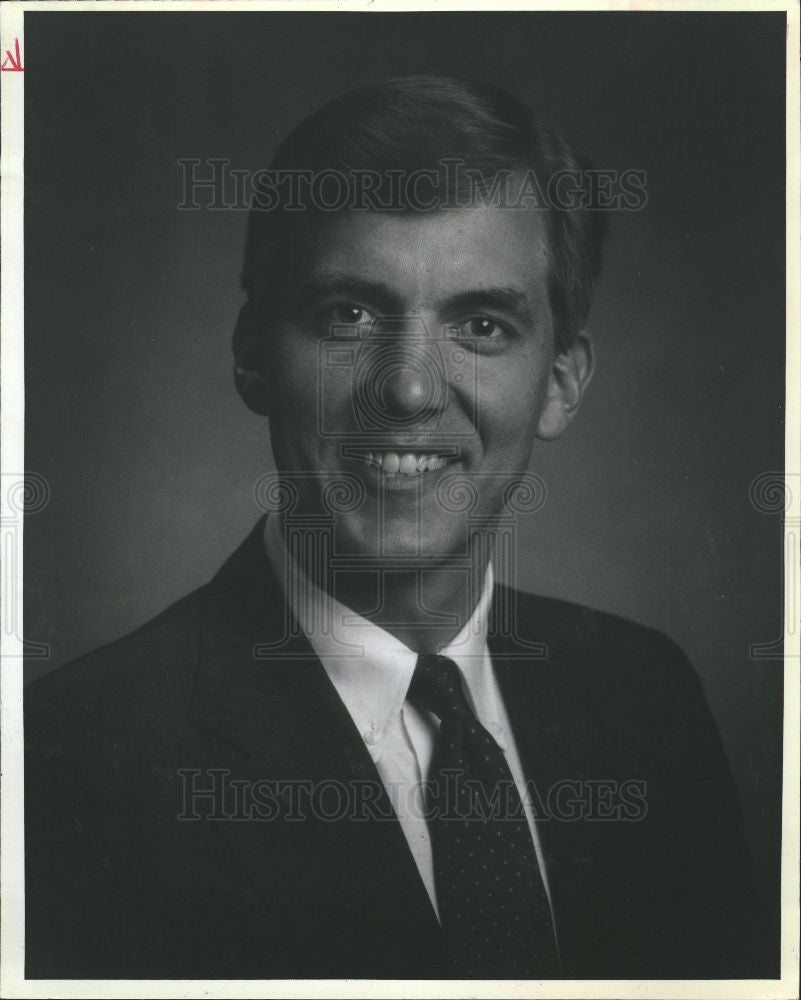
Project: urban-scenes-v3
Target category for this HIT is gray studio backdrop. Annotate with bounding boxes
[24,11,784,958]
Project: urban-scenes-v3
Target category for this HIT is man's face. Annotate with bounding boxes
[261,205,565,564]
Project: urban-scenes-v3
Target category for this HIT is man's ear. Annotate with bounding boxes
[232,301,272,416]
[536,332,595,441]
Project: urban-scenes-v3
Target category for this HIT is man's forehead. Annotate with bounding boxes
[299,206,550,307]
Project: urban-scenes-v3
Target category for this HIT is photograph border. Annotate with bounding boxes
[2,2,798,998]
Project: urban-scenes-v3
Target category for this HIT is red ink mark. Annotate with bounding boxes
[1,37,23,72]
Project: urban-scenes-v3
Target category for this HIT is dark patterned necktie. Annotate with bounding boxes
[407,653,559,979]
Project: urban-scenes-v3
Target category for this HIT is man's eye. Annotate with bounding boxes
[329,303,375,327]
[457,317,506,339]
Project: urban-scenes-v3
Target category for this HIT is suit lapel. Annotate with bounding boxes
[488,584,582,947]
[187,518,443,974]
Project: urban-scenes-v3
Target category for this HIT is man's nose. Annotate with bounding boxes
[356,337,448,429]
[381,355,437,416]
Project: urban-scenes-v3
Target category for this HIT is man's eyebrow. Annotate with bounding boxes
[297,273,404,312]
[441,288,536,327]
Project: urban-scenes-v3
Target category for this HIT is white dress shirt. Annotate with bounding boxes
[263,514,555,931]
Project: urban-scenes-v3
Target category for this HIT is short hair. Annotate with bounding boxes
[241,75,608,350]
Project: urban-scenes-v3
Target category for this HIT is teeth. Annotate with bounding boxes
[361,451,449,476]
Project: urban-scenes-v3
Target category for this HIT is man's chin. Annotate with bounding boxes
[334,514,471,566]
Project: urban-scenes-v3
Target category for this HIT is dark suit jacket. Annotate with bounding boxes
[25,517,761,979]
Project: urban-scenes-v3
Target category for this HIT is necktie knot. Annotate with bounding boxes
[406,654,469,725]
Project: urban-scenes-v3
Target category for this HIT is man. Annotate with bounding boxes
[25,76,758,980]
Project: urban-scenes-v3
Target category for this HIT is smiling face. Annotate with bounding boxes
[248,205,591,565]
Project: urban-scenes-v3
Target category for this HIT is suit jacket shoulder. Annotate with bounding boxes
[26,588,201,750]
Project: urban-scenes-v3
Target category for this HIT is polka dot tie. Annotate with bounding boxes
[407,654,559,979]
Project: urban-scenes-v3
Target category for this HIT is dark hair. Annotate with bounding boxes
[241,75,608,349]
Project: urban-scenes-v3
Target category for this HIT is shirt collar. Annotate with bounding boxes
[263,513,494,760]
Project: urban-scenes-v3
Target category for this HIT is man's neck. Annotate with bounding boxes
[265,514,494,654]
[322,563,490,654]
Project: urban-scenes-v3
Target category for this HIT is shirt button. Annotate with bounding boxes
[363,725,380,745]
